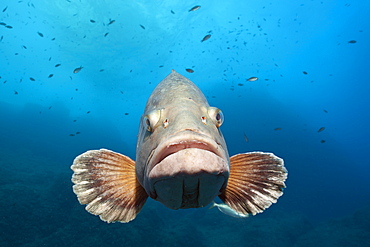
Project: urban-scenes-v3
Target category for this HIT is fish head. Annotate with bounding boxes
[136,83,230,210]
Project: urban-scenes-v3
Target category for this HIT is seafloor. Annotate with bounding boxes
[0,147,369,247]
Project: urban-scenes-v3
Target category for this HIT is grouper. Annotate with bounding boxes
[71,70,287,223]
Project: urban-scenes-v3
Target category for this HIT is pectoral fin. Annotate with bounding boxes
[219,152,287,216]
[71,149,148,223]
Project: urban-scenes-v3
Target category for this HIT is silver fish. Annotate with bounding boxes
[247,76,258,82]
[71,70,287,223]
[73,66,83,74]
[209,201,249,218]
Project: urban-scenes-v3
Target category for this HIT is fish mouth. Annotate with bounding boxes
[155,140,221,166]
[143,130,229,209]
[147,130,227,177]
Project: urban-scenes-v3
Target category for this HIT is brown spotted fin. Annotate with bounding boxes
[71,149,148,223]
[219,152,287,216]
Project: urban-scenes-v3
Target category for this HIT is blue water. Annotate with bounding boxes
[1,0,369,246]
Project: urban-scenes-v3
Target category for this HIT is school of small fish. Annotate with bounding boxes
[1,2,341,144]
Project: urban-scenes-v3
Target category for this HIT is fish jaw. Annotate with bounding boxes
[144,131,230,209]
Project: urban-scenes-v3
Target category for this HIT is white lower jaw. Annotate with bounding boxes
[145,148,229,209]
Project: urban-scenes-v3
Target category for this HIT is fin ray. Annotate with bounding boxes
[71,149,148,223]
[219,152,287,215]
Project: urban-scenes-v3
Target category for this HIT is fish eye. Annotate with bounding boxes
[208,107,224,127]
[143,110,161,132]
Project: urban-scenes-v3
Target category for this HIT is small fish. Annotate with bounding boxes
[73,66,83,74]
[0,36,3,41]
[76,131,81,135]
[185,68,194,73]
[108,19,115,25]
[140,24,145,29]
[0,22,6,25]
[22,45,27,49]
[171,10,175,14]
[320,140,326,143]
[274,127,282,131]
[247,77,258,82]
[209,201,249,218]
[14,90,18,95]
[29,77,35,81]
[3,6,7,12]
[90,19,96,23]
[37,32,44,37]
[69,134,75,137]
[348,40,357,44]
[5,25,12,29]
[55,64,61,67]
[303,71,308,75]
[323,109,328,113]
[71,70,287,223]
[189,5,201,12]
[201,34,211,42]
[318,127,325,132]
[104,32,109,37]
[243,133,248,142]
[48,74,54,78]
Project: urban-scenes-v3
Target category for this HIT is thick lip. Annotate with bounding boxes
[146,130,227,177]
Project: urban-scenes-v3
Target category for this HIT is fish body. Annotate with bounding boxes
[135,71,229,209]
[247,76,258,82]
[71,70,287,223]
[73,66,83,73]
[243,133,248,142]
[108,19,115,25]
[189,5,201,12]
[210,201,249,218]
[201,34,211,42]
